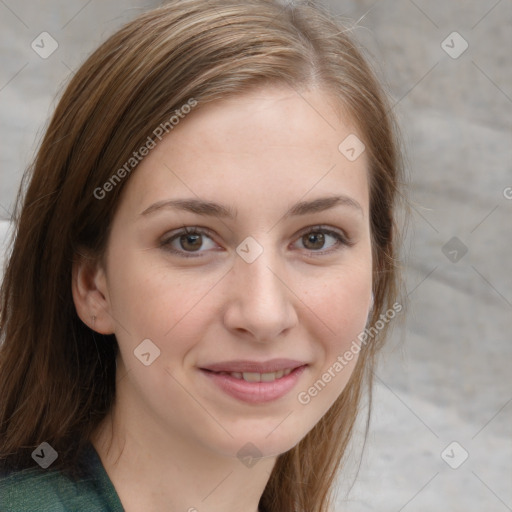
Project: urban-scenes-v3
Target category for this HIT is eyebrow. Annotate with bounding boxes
[139,195,363,219]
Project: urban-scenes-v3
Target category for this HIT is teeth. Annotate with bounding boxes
[242,372,261,382]
[220,368,294,382]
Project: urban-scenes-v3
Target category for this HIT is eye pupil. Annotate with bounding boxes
[303,232,325,250]
[180,234,202,251]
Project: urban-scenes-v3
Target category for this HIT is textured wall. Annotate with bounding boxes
[0,0,162,215]
[319,1,512,510]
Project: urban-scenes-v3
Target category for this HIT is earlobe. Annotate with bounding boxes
[71,252,116,334]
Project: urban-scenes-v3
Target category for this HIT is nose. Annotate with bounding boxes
[222,245,298,343]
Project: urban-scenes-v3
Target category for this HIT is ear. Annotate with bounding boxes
[72,249,116,334]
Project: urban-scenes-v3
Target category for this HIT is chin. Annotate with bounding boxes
[206,418,314,462]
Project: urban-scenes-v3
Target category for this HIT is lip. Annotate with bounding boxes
[200,358,307,373]
[199,361,308,404]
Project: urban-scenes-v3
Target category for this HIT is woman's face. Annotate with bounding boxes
[90,85,373,459]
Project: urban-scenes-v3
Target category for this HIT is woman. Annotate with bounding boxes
[0,0,404,510]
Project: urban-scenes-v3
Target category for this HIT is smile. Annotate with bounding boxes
[213,369,294,382]
[199,362,308,404]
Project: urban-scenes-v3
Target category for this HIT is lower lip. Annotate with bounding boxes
[200,366,308,404]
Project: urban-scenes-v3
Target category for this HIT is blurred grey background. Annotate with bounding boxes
[1,1,511,511]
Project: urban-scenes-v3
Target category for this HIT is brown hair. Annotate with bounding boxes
[0,0,404,510]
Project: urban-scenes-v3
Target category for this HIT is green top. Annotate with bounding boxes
[0,443,124,511]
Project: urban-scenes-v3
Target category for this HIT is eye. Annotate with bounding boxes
[160,226,219,258]
[293,226,353,255]
[160,225,354,259]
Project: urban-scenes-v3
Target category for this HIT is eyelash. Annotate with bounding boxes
[160,225,355,259]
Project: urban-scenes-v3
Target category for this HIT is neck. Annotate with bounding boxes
[91,386,275,512]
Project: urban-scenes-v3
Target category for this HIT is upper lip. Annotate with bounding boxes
[200,358,307,373]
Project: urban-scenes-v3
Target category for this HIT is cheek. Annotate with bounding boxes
[299,263,371,399]
[106,251,222,353]
[306,265,372,341]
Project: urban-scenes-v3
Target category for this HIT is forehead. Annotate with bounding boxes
[118,85,370,218]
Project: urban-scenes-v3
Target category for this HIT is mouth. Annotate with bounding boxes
[201,367,296,382]
[198,359,308,403]
[199,358,307,374]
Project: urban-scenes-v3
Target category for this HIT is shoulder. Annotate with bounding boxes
[0,444,123,512]
[0,466,76,511]
[0,466,106,512]
[0,466,74,512]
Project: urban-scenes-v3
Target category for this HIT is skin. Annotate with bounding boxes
[72,85,373,512]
